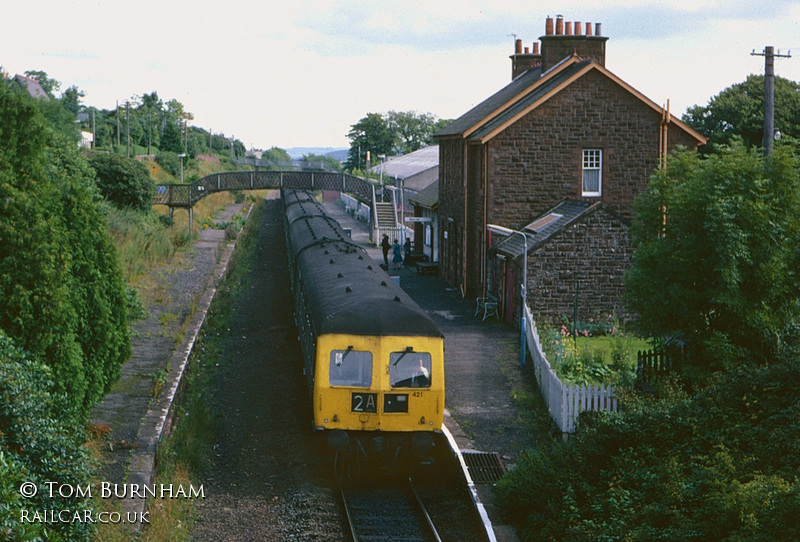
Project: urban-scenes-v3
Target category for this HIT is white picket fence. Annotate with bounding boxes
[524,305,619,433]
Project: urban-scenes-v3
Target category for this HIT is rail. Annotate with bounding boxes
[341,478,441,542]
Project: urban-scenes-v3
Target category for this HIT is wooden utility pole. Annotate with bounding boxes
[116,100,120,147]
[751,46,791,156]
[126,101,130,158]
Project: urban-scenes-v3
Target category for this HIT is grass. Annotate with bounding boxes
[539,325,652,386]
[137,198,266,540]
[90,164,262,541]
[572,335,651,366]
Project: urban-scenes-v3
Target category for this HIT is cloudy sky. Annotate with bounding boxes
[3,0,799,150]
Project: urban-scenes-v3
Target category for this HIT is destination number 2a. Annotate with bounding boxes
[351,392,377,413]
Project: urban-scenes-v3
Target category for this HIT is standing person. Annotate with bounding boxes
[403,238,411,266]
[380,234,390,269]
[392,239,403,270]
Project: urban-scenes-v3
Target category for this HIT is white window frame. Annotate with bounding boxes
[582,149,602,197]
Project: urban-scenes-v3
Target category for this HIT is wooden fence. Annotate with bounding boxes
[524,305,619,433]
[635,346,683,392]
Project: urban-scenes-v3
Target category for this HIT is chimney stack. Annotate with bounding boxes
[510,36,543,79]
[539,14,608,72]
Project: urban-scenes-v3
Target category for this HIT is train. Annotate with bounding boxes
[281,189,445,480]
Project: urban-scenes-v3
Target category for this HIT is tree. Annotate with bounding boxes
[386,110,441,154]
[161,119,184,153]
[683,75,800,152]
[345,112,397,171]
[626,141,800,376]
[345,111,452,171]
[60,85,84,115]
[303,153,342,171]
[0,82,131,415]
[137,91,163,153]
[262,146,291,162]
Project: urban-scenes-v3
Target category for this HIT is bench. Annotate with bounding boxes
[475,294,499,321]
[416,261,438,276]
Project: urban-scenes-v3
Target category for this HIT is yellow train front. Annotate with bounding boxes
[282,190,444,480]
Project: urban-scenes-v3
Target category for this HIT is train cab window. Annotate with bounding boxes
[389,351,432,388]
[329,349,372,387]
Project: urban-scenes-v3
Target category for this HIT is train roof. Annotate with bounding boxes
[283,190,442,338]
[297,241,442,337]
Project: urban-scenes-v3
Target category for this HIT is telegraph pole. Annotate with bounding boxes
[751,46,791,156]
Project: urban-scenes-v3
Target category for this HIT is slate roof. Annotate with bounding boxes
[435,66,543,138]
[468,60,591,142]
[12,74,50,100]
[494,199,597,258]
[435,55,705,145]
[408,180,439,210]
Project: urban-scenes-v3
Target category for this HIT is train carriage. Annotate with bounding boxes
[282,189,444,478]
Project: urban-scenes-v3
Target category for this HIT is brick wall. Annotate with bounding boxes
[526,205,633,323]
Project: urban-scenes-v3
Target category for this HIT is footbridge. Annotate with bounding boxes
[153,170,402,241]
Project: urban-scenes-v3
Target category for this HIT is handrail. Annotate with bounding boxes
[153,170,379,208]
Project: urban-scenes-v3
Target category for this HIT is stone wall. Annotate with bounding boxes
[526,205,633,323]
[438,138,466,286]
[487,69,669,230]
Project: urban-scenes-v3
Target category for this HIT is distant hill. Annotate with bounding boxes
[285,147,348,161]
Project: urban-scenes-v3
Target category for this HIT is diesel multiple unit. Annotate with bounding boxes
[282,189,445,479]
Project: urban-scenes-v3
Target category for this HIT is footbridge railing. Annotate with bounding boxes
[153,170,389,208]
[153,170,396,232]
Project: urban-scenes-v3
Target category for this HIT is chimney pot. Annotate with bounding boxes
[574,21,582,35]
[595,22,602,36]
[533,42,540,54]
[545,16,554,35]
[524,46,530,54]
[515,38,522,54]
[565,21,572,35]
[556,15,564,35]
[585,22,593,36]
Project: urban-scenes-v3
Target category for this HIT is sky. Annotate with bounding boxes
[3,0,800,150]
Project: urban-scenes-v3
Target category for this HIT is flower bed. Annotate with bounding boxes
[539,321,649,386]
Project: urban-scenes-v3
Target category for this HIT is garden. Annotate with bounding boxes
[538,314,650,386]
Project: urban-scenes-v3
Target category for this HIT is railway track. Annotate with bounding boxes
[341,477,442,542]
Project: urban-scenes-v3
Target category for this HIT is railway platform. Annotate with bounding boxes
[323,200,543,542]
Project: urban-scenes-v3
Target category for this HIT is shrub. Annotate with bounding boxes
[0,331,95,541]
[156,150,182,178]
[495,357,800,541]
[87,151,155,210]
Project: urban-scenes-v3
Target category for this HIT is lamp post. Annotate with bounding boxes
[487,224,528,367]
[178,153,186,184]
[378,154,386,184]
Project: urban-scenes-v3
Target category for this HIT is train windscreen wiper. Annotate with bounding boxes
[392,346,415,366]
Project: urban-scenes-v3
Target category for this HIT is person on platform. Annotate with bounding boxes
[380,234,391,268]
[392,239,403,270]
